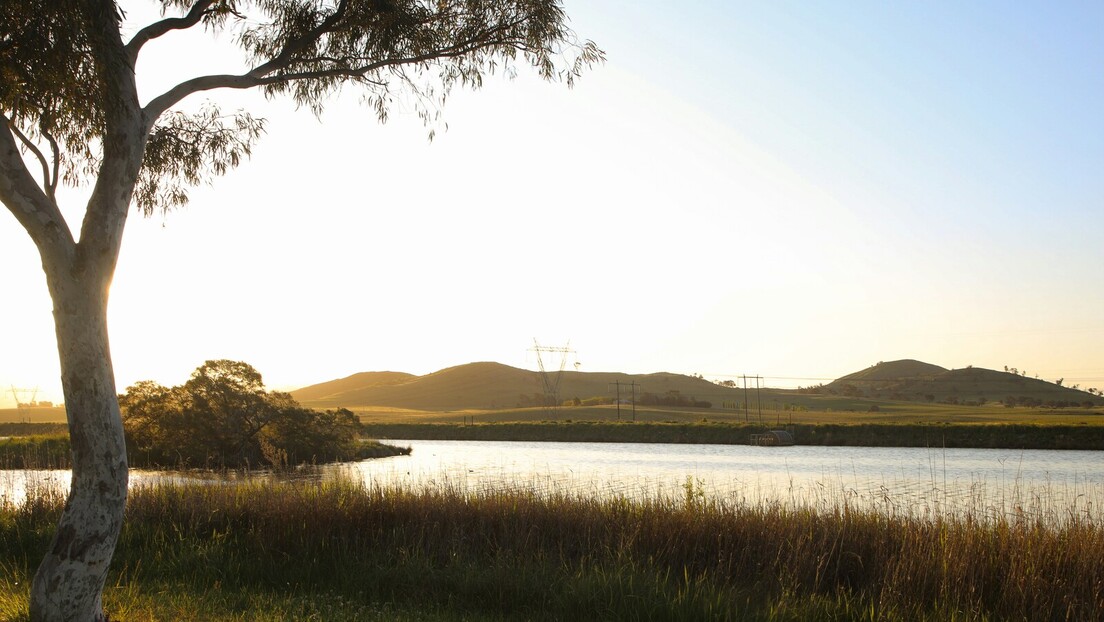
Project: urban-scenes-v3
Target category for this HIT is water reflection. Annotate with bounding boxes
[332,441,1103,520]
[4,441,1102,524]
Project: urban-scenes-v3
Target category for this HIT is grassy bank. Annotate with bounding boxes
[6,422,1102,460]
[363,421,1104,450]
[1,478,1101,621]
[0,435,72,469]
[349,402,1104,426]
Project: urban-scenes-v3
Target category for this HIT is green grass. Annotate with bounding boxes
[6,419,1104,457]
[1,478,1102,620]
[0,435,71,469]
[349,401,1104,426]
[361,420,1104,450]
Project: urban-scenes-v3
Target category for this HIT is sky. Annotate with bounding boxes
[3,1,1104,407]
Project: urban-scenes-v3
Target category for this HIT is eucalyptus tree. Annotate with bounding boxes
[0,2,600,619]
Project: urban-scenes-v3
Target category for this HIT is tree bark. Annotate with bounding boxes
[17,5,146,612]
[29,267,127,622]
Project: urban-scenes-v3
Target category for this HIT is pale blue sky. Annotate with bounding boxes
[3,1,1103,405]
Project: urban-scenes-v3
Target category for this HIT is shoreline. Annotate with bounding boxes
[363,421,1104,451]
[3,421,1103,461]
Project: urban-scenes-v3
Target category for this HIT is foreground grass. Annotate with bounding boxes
[2,478,1101,621]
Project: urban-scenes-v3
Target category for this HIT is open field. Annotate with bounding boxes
[347,401,1104,450]
[2,478,1101,621]
[7,402,1104,451]
[348,402,1104,426]
[0,407,66,425]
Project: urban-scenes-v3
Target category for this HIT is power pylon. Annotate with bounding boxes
[530,339,576,412]
[9,386,38,423]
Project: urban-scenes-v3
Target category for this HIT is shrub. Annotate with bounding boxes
[119,360,363,468]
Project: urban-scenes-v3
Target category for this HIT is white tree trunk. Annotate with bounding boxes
[29,269,128,622]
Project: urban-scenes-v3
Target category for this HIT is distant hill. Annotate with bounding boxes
[292,359,1104,412]
[825,360,1102,406]
[834,359,947,383]
[292,362,733,411]
[290,371,416,403]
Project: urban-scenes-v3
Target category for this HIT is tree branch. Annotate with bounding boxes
[144,74,263,122]
[0,112,75,256]
[42,126,61,200]
[252,38,522,85]
[248,0,352,78]
[125,0,217,66]
[144,19,526,122]
[6,122,55,203]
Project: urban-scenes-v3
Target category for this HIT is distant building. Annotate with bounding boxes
[749,430,795,447]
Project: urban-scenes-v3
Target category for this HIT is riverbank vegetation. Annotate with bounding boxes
[1,477,1100,620]
[0,360,412,470]
[118,360,410,468]
[363,420,1104,450]
[0,434,408,470]
[4,418,1103,458]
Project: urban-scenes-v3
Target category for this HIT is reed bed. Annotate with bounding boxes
[1,474,1102,621]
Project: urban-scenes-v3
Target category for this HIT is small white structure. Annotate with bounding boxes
[749,430,795,447]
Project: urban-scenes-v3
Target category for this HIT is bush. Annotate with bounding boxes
[119,360,364,468]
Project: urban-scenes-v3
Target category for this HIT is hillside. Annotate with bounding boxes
[290,371,416,403]
[826,360,1102,406]
[292,362,736,411]
[834,359,947,383]
[292,359,1104,413]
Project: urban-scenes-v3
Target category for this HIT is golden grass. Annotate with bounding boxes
[2,477,1102,620]
[350,402,1104,426]
[0,407,67,425]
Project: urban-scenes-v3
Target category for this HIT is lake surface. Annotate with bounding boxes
[5,441,1102,523]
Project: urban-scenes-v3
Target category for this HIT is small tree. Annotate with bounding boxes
[1,2,599,619]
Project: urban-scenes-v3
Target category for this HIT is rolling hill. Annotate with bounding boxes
[825,360,1101,406]
[292,359,1104,412]
[290,371,416,403]
[292,362,734,411]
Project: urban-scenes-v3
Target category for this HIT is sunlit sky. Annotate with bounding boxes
[3,1,1104,407]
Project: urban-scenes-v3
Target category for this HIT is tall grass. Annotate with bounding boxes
[0,435,70,470]
[2,475,1101,621]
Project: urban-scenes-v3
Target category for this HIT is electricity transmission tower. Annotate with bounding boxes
[9,386,38,423]
[529,339,576,413]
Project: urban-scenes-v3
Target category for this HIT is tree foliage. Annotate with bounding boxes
[2,0,602,215]
[120,360,364,467]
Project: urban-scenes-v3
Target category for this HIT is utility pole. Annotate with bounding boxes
[742,375,749,422]
[631,381,637,422]
[611,381,621,420]
[609,380,639,422]
[755,375,763,424]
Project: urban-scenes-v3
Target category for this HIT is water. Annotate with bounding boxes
[5,441,1103,523]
